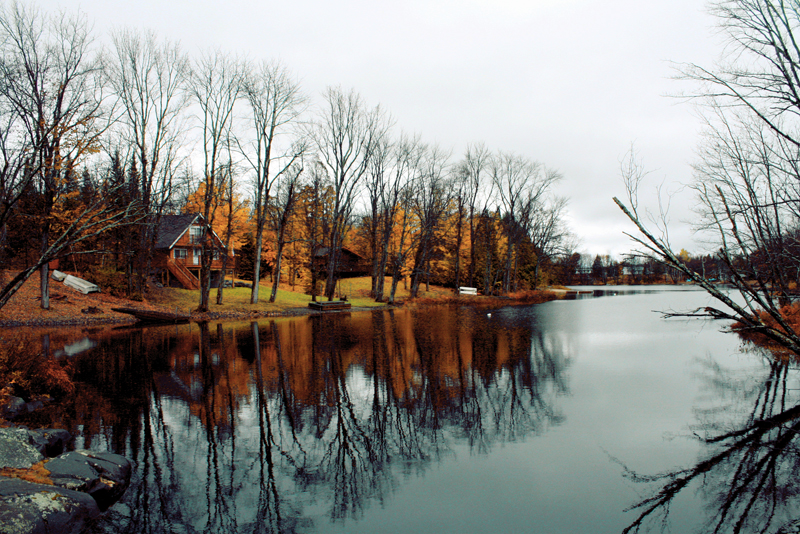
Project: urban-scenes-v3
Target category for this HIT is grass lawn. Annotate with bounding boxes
[152,277,455,314]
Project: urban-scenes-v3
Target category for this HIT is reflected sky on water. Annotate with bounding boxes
[28,285,800,533]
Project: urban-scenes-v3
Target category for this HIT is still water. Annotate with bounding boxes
[35,286,800,533]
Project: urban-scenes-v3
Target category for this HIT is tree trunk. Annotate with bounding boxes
[251,222,265,304]
[324,229,342,300]
[39,228,50,310]
[310,250,318,302]
[216,252,228,305]
[468,208,476,287]
[269,237,285,303]
[39,263,50,310]
[197,238,212,313]
[374,210,394,302]
[374,245,389,302]
[388,263,402,305]
[370,207,380,298]
[454,209,463,293]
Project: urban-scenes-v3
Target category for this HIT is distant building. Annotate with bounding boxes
[312,246,369,279]
[621,264,645,276]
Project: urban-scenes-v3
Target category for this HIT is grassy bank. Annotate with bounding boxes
[0,271,560,327]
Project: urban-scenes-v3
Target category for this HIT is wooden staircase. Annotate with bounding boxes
[167,258,200,290]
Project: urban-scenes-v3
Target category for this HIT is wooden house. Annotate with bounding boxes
[312,246,369,279]
[153,214,234,289]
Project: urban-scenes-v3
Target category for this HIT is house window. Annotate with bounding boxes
[174,248,187,259]
[189,226,204,244]
[213,250,220,261]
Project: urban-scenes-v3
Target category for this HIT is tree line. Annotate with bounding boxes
[0,0,574,312]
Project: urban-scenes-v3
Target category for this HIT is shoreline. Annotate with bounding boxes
[0,291,566,329]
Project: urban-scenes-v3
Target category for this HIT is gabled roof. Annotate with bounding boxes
[155,214,200,249]
[313,246,365,260]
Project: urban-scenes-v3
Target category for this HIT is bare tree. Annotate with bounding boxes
[214,161,246,305]
[188,50,242,313]
[616,0,800,357]
[363,129,394,299]
[0,79,37,256]
[108,28,190,293]
[301,160,331,302]
[408,144,452,298]
[0,185,144,310]
[458,142,491,288]
[376,134,421,303]
[268,162,303,303]
[616,143,800,354]
[528,195,570,288]
[240,60,305,304]
[0,1,113,309]
[384,139,428,304]
[310,87,386,300]
[681,0,800,149]
[491,152,559,293]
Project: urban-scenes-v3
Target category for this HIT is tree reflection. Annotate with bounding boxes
[68,307,570,533]
[622,356,800,534]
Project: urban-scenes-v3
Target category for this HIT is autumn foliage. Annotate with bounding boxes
[0,461,53,485]
[731,303,800,358]
[0,336,76,404]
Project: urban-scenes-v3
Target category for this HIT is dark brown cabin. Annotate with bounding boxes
[312,246,369,279]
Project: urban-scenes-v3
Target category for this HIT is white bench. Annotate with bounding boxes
[458,286,478,296]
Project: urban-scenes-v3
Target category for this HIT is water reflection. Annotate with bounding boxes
[52,307,569,533]
[621,353,800,534]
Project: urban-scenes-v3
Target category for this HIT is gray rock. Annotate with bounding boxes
[23,401,43,414]
[26,429,71,458]
[1,397,26,420]
[45,450,131,511]
[0,475,100,534]
[0,429,43,469]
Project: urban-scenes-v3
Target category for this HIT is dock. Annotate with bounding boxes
[308,301,352,311]
[112,307,191,324]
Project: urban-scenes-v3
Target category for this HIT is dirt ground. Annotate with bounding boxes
[0,271,166,327]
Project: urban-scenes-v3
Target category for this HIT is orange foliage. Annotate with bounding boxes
[0,336,76,400]
[731,303,800,357]
[0,460,53,485]
[183,180,252,250]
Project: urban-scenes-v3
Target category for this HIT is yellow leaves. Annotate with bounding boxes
[0,461,54,486]
[183,180,252,249]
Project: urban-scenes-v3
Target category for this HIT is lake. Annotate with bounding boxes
[22,286,800,533]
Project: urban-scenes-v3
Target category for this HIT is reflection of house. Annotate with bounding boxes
[153,214,233,289]
[313,246,368,278]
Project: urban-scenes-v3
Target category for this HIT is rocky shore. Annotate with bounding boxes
[0,424,131,534]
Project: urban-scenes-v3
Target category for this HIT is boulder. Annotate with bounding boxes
[45,451,131,511]
[0,427,132,533]
[0,429,43,469]
[0,397,27,421]
[0,476,100,534]
[27,429,71,458]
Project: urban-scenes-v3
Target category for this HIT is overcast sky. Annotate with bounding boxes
[38,0,722,257]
